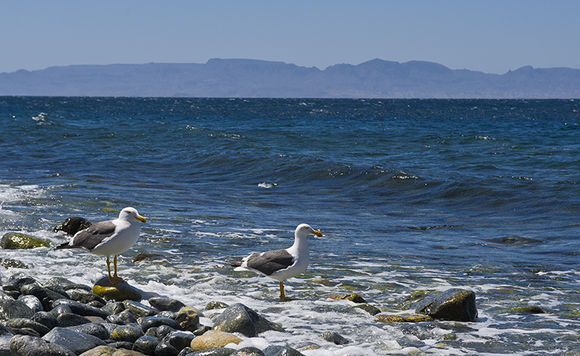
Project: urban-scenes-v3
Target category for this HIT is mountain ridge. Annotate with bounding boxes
[1,58,579,98]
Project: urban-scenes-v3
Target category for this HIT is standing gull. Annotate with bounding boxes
[56,207,146,284]
[231,224,323,301]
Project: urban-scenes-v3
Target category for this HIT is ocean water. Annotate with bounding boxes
[0,97,578,355]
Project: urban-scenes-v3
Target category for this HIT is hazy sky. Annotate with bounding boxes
[2,0,579,74]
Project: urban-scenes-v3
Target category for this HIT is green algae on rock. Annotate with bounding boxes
[376,314,433,323]
[92,277,142,302]
[415,289,478,322]
[1,233,50,249]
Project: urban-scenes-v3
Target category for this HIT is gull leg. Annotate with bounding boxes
[110,255,124,284]
[279,281,288,302]
[106,256,113,281]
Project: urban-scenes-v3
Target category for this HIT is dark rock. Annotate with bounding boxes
[212,303,282,337]
[11,328,40,337]
[51,305,73,316]
[112,324,144,343]
[107,340,135,350]
[107,309,138,325]
[186,348,235,356]
[175,308,200,332]
[6,318,51,336]
[0,291,34,320]
[321,331,350,345]
[1,233,50,249]
[42,280,71,297]
[158,311,178,319]
[10,334,76,356]
[205,302,229,311]
[509,305,546,314]
[193,326,211,336]
[52,299,111,318]
[21,284,69,311]
[154,339,179,356]
[148,297,185,312]
[32,311,58,330]
[415,288,478,322]
[329,293,367,303]
[66,323,110,340]
[99,323,120,337]
[177,347,194,356]
[132,335,159,355]
[17,295,43,312]
[0,257,29,269]
[124,301,158,318]
[102,301,126,315]
[0,324,13,336]
[43,327,106,354]
[162,331,196,351]
[2,273,36,292]
[93,277,143,302]
[67,288,107,305]
[354,303,381,315]
[263,345,304,356]
[144,324,175,339]
[57,313,92,327]
[376,314,432,323]
[53,217,92,236]
[232,347,266,356]
[132,253,164,263]
[139,316,180,332]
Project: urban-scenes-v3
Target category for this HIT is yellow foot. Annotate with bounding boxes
[108,275,125,284]
[279,296,293,302]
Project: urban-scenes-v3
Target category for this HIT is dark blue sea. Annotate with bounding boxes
[1,97,579,354]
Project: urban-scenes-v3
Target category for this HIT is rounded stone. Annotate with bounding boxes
[112,324,144,343]
[190,330,242,351]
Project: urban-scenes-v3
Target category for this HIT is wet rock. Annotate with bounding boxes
[162,330,196,351]
[51,304,73,316]
[131,253,164,263]
[107,309,138,325]
[10,334,76,356]
[54,217,92,236]
[32,311,58,330]
[212,303,282,337]
[78,345,116,355]
[205,301,229,311]
[107,341,135,351]
[354,303,381,315]
[52,299,111,319]
[509,305,546,314]
[6,318,51,336]
[415,288,478,322]
[112,324,144,343]
[263,345,304,356]
[158,311,178,319]
[3,273,37,292]
[321,331,350,345]
[123,301,158,318]
[144,325,175,339]
[0,291,34,320]
[148,297,185,312]
[57,312,92,327]
[154,339,179,356]
[175,307,200,332]
[329,293,367,303]
[132,335,159,355]
[18,295,43,312]
[232,347,265,356]
[67,323,110,340]
[376,314,432,323]
[20,283,69,311]
[190,330,242,351]
[93,277,143,302]
[186,348,235,355]
[67,288,107,305]
[102,301,126,315]
[1,233,50,249]
[139,316,180,331]
[193,326,212,336]
[43,327,106,354]
[0,257,29,269]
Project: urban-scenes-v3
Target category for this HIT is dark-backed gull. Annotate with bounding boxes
[56,207,146,284]
[231,223,323,301]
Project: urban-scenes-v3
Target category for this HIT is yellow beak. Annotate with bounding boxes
[136,215,147,223]
[312,229,323,237]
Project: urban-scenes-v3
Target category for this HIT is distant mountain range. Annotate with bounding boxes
[1,58,579,98]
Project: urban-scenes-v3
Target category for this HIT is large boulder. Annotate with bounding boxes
[212,303,282,337]
[53,217,92,236]
[10,334,76,356]
[415,288,478,322]
[1,233,50,249]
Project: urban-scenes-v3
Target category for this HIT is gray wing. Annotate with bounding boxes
[69,221,117,250]
[246,249,295,275]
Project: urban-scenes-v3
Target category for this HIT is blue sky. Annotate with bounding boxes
[1,0,579,74]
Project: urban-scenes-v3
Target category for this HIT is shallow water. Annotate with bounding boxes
[0,97,579,354]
